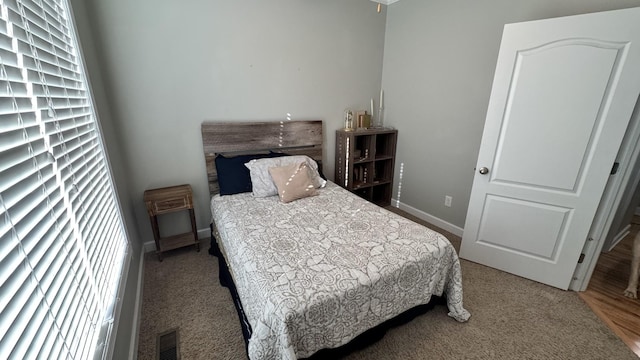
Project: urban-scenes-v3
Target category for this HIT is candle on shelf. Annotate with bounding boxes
[370,98,374,116]
[376,89,384,128]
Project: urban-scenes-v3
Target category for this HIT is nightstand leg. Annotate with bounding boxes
[150,215,163,261]
[189,209,200,252]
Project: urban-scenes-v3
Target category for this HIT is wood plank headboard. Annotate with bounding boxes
[201,120,323,197]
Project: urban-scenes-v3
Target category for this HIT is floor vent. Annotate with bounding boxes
[157,328,180,360]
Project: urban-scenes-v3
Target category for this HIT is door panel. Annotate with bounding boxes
[460,7,640,290]
[493,40,622,192]
[477,196,570,260]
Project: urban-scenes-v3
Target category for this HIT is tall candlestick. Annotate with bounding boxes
[379,89,384,109]
[370,98,374,115]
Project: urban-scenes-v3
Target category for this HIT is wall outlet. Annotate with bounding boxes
[444,195,452,207]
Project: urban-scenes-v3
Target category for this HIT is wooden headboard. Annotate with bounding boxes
[201,120,323,196]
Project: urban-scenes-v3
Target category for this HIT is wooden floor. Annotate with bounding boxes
[579,223,640,357]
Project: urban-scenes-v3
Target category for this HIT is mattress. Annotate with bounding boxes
[210,181,470,360]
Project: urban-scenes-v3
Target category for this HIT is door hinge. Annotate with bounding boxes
[577,253,585,264]
[611,162,619,175]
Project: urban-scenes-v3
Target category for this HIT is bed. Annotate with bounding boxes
[202,120,470,360]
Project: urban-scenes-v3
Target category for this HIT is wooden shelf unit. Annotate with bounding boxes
[144,184,199,261]
[335,128,398,206]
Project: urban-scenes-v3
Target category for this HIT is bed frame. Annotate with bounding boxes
[201,120,325,352]
[200,120,442,359]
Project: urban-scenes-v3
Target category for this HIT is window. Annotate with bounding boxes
[0,0,130,359]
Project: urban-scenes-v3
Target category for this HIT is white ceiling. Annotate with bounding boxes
[370,0,400,5]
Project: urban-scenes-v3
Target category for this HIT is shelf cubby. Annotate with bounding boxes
[335,128,398,206]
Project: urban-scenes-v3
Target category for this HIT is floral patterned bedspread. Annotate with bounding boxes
[210,182,470,360]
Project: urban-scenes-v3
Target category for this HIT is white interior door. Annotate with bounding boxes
[460,7,640,290]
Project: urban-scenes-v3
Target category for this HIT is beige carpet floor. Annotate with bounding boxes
[136,209,637,359]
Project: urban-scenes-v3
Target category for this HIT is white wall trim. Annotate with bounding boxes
[391,198,464,237]
[105,247,132,359]
[142,241,156,253]
[197,227,210,241]
[143,227,210,253]
[128,249,145,360]
[571,92,640,291]
[143,205,465,250]
[604,224,631,253]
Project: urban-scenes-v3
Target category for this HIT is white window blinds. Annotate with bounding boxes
[0,0,130,359]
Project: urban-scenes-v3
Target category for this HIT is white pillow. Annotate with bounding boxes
[245,155,326,197]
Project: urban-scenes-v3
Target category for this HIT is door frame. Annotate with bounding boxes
[570,95,640,291]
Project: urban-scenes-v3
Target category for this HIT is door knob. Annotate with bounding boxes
[478,167,489,175]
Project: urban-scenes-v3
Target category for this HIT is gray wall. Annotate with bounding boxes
[382,0,640,228]
[74,0,640,355]
[86,0,387,246]
[69,0,143,359]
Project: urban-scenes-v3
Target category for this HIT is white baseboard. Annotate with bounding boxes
[197,227,210,240]
[604,224,631,252]
[129,248,145,360]
[143,227,211,253]
[142,241,156,253]
[390,198,464,237]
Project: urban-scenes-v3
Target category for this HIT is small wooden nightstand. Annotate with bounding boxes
[144,184,199,261]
